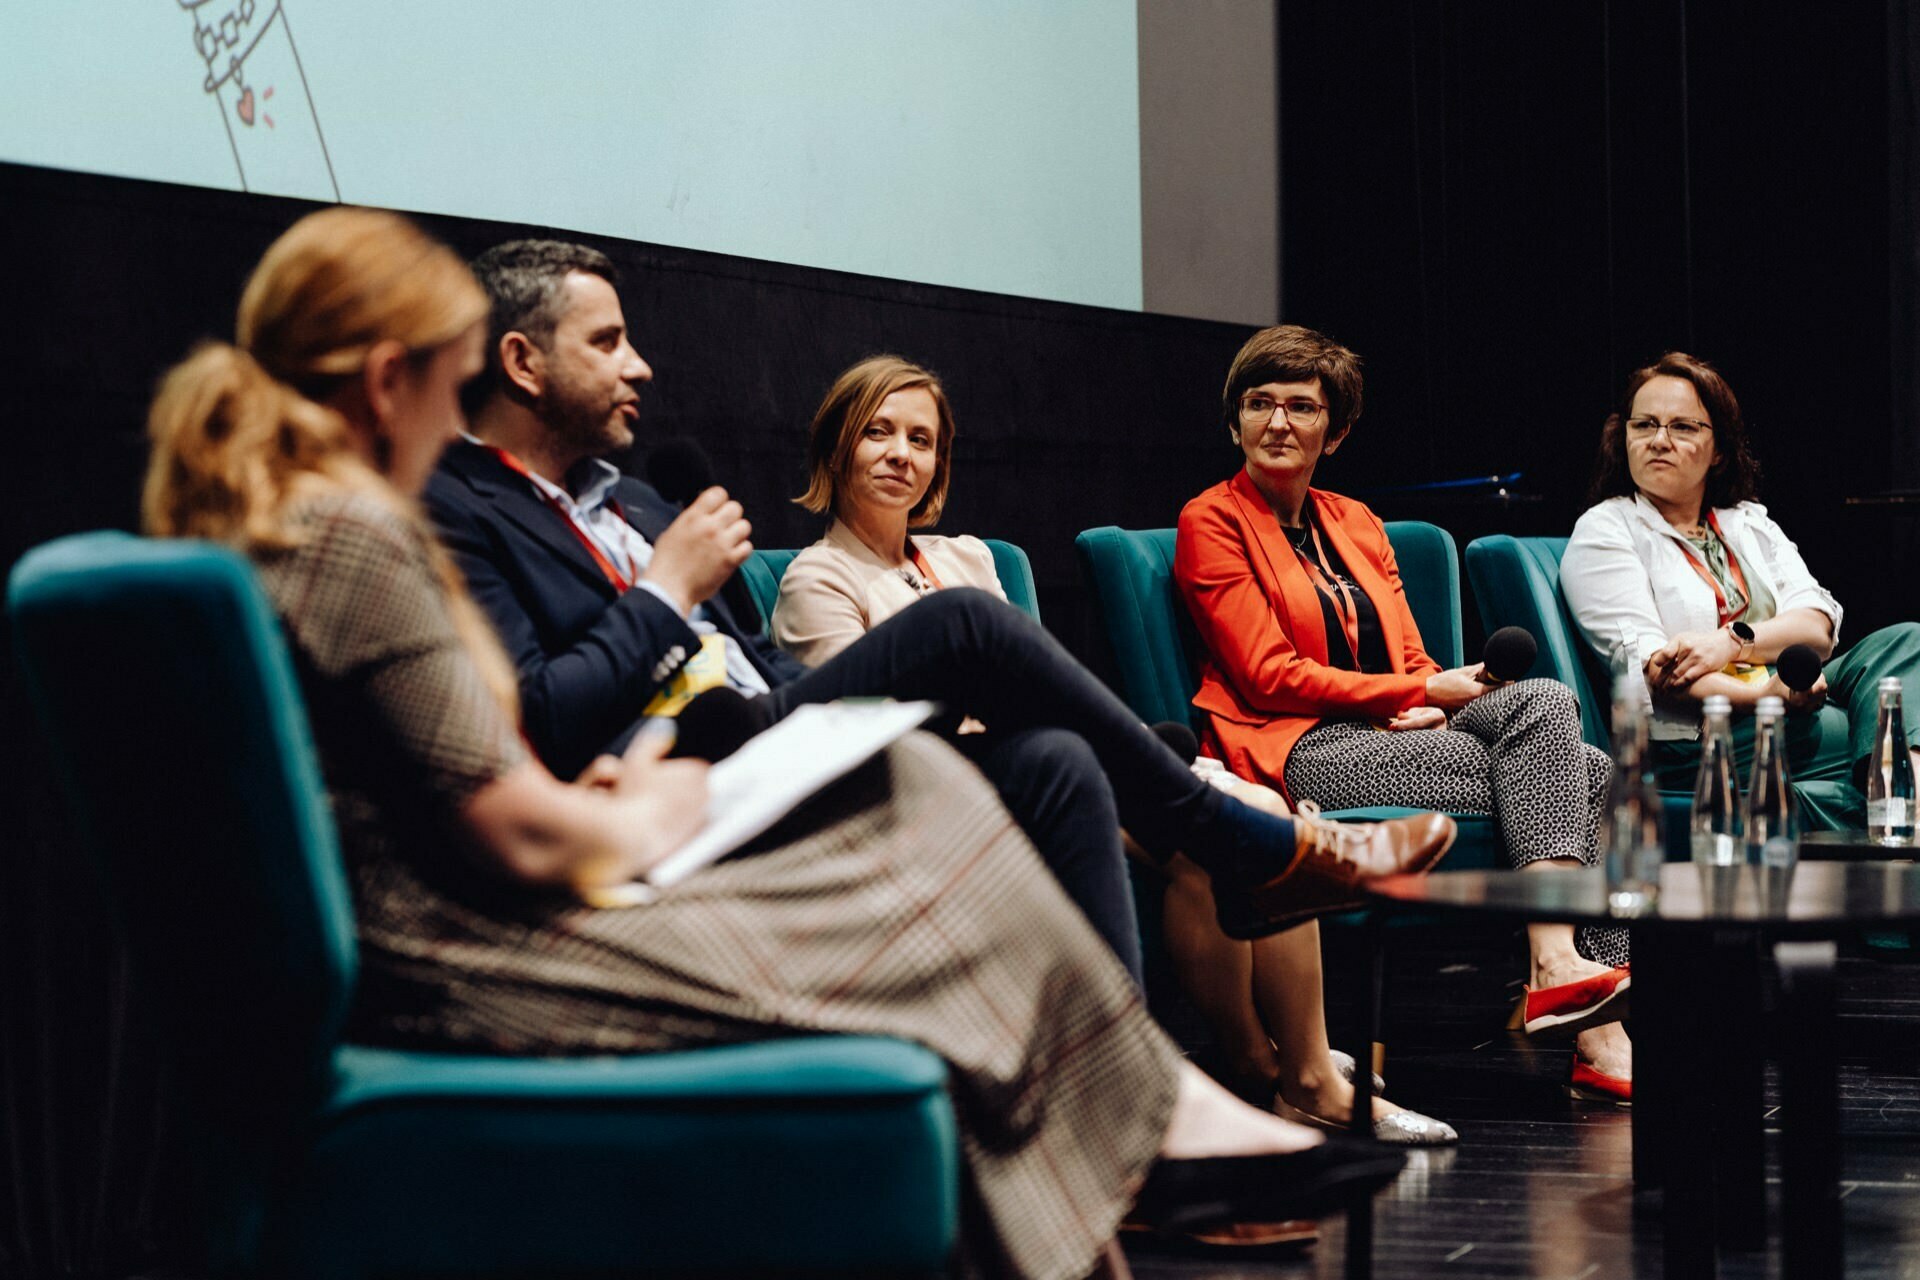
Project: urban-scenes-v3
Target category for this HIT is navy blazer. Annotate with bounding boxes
[424,439,804,778]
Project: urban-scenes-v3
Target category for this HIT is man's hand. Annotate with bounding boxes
[1426,664,1490,712]
[643,486,752,614]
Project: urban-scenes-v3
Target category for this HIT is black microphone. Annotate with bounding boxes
[1479,626,1538,684]
[667,687,773,763]
[1150,720,1200,765]
[644,437,764,624]
[1776,643,1823,693]
[646,438,717,507]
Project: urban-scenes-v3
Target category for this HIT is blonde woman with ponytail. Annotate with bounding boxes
[141,207,1407,1280]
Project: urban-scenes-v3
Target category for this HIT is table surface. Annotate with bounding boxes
[1367,861,1920,930]
[1801,829,1920,859]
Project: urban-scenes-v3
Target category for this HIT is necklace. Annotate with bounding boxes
[1283,522,1313,552]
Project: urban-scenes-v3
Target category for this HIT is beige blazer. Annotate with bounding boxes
[773,520,1006,666]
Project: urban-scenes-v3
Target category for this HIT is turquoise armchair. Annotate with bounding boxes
[8,533,959,1279]
[1463,533,1860,848]
[1072,523,1499,870]
[741,538,1040,631]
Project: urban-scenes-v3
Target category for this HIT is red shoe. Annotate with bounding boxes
[1522,965,1630,1038]
[1567,1057,1632,1105]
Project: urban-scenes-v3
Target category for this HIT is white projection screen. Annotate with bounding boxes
[0,0,1144,310]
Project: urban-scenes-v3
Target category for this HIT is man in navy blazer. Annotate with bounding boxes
[426,239,1146,981]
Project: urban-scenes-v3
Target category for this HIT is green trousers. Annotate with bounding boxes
[1649,621,1920,832]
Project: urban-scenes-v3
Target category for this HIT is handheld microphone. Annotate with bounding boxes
[1479,626,1538,684]
[1150,720,1200,765]
[1776,643,1823,693]
[646,438,718,507]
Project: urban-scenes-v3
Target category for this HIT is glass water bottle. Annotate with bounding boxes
[1743,696,1797,869]
[1690,695,1741,866]
[1603,669,1664,913]
[1867,676,1915,845]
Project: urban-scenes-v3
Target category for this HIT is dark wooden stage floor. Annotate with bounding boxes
[1126,931,1920,1279]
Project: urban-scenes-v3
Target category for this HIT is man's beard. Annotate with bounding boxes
[543,377,632,457]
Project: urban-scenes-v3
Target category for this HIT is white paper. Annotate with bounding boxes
[642,700,938,890]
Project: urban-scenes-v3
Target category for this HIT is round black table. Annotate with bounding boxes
[1801,829,1920,862]
[1348,862,1920,1280]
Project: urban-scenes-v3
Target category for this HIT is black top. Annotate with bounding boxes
[1286,511,1392,674]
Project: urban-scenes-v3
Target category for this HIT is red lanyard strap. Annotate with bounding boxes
[1293,521,1363,662]
[907,542,946,592]
[487,445,633,593]
[1674,510,1750,628]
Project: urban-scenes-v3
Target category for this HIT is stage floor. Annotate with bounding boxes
[1128,930,1920,1279]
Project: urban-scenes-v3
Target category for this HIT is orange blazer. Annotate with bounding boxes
[1174,470,1441,798]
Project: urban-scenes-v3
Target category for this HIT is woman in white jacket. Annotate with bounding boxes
[1563,351,1920,827]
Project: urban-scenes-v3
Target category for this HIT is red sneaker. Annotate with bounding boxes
[1522,965,1630,1038]
[1567,1057,1632,1105]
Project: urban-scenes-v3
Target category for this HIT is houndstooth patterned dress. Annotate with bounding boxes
[1283,679,1628,967]
[253,491,1179,1280]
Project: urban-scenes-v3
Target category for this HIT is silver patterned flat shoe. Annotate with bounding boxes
[1274,1096,1460,1147]
[1329,1048,1386,1094]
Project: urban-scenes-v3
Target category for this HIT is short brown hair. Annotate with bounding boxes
[1221,324,1364,439]
[795,355,956,528]
[1586,351,1763,508]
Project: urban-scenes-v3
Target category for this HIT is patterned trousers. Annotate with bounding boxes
[1282,678,1627,967]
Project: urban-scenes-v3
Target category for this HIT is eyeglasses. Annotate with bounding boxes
[1239,395,1329,428]
[1625,417,1711,443]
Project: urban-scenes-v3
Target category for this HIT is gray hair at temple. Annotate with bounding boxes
[464,239,619,414]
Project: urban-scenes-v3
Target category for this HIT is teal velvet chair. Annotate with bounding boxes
[1072,523,1501,871]
[8,533,959,1279]
[1463,533,1857,851]
[740,538,1041,630]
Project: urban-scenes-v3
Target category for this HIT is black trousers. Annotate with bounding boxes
[762,588,1227,988]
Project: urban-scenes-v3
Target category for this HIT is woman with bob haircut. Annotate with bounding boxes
[775,354,1461,1150]
[1174,324,1633,1104]
[141,207,1421,1279]
[1562,350,1920,828]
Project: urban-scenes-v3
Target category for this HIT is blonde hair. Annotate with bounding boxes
[795,355,955,528]
[142,207,518,712]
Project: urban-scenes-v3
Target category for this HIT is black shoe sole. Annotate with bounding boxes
[1133,1138,1408,1236]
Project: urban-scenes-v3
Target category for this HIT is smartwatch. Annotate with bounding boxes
[1725,619,1755,660]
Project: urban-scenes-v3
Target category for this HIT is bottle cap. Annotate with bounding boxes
[1879,677,1904,694]
[1702,695,1732,715]
[1756,695,1785,717]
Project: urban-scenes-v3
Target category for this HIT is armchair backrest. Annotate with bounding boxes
[1074,521,1464,729]
[740,538,1041,631]
[1463,534,1613,749]
[8,533,357,1124]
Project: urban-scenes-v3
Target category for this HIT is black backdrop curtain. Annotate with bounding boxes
[1279,0,1908,637]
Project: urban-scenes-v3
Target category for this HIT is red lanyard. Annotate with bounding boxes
[1674,511,1750,628]
[486,445,633,593]
[908,542,946,592]
[1291,521,1363,662]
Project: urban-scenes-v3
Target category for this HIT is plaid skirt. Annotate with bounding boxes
[345,731,1179,1280]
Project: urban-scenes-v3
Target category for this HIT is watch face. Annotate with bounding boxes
[1731,621,1755,643]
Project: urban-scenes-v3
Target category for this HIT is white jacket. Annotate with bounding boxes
[1562,494,1843,740]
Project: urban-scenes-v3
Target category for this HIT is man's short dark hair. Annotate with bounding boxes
[464,239,618,413]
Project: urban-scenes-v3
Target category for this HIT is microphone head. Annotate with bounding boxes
[1149,720,1200,765]
[666,687,772,763]
[1482,626,1538,683]
[1776,643,1823,693]
[645,438,717,507]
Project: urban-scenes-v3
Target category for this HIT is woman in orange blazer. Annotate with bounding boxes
[1175,325,1632,1103]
